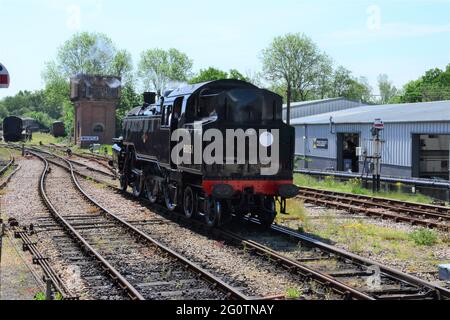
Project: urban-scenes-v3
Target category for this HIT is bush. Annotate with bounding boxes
[34,292,46,300]
[286,288,301,299]
[409,229,438,246]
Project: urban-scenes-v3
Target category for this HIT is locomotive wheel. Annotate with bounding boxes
[259,197,277,228]
[183,187,197,219]
[132,175,144,198]
[205,199,223,228]
[145,179,158,204]
[163,184,177,212]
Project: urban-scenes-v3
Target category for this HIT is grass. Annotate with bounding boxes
[409,229,439,246]
[71,144,113,156]
[21,133,114,157]
[286,288,302,299]
[281,198,450,270]
[0,147,12,160]
[33,291,63,301]
[34,292,46,300]
[275,199,313,233]
[26,133,67,146]
[294,174,437,206]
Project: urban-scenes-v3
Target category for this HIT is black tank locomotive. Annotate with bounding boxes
[113,80,298,227]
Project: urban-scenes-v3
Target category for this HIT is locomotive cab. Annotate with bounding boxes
[116,80,299,228]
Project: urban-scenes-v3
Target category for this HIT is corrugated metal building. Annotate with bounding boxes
[292,101,450,180]
[283,98,367,121]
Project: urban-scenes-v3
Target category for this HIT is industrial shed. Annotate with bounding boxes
[283,98,367,121]
[292,100,450,180]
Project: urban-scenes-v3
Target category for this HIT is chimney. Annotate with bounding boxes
[143,92,157,105]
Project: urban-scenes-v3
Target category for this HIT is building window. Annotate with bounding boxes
[93,123,105,133]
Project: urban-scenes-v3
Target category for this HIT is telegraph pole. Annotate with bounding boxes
[371,119,384,192]
[286,85,292,125]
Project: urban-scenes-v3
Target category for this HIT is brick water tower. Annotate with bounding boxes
[70,75,121,148]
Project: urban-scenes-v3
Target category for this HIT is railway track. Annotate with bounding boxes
[27,146,450,300]
[0,147,76,299]
[32,150,248,300]
[48,143,113,164]
[45,143,116,176]
[229,220,450,300]
[67,157,118,182]
[122,196,450,300]
[0,148,21,189]
[0,148,15,175]
[297,187,449,232]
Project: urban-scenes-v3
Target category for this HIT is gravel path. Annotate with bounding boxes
[1,158,49,225]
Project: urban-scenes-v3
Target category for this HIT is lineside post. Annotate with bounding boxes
[45,278,53,300]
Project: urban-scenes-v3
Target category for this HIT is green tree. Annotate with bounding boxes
[314,55,333,99]
[378,74,398,104]
[189,67,249,84]
[42,33,134,137]
[51,32,117,78]
[228,69,248,81]
[328,66,373,103]
[111,49,134,84]
[23,111,53,128]
[0,89,64,128]
[330,66,353,97]
[189,67,228,84]
[0,91,45,117]
[138,48,193,95]
[116,84,142,135]
[261,33,330,124]
[0,103,7,120]
[346,77,373,103]
[399,64,450,102]
[42,60,73,131]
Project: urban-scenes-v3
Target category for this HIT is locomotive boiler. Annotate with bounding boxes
[113,80,298,227]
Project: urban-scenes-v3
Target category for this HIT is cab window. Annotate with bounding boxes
[161,105,172,127]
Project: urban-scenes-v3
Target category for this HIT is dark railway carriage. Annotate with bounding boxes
[113,80,298,227]
[3,116,25,142]
[22,118,40,133]
[51,121,65,138]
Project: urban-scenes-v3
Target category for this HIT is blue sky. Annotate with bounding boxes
[0,0,449,99]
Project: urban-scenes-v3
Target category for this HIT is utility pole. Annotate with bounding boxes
[286,84,292,126]
[371,119,384,192]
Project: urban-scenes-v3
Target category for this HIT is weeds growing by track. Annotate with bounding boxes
[281,199,450,273]
[294,174,436,205]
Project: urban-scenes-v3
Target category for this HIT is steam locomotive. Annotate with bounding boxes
[113,80,298,227]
